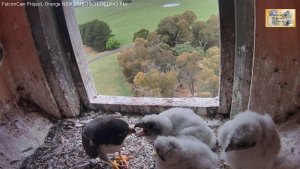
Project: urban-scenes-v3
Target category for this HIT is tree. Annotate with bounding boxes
[106,37,121,50]
[176,51,202,96]
[118,48,143,82]
[79,19,112,51]
[182,10,197,25]
[171,42,203,56]
[156,11,197,47]
[117,12,221,97]
[133,69,176,97]
[133,28,149,41]
[191,15,220,51]
[92,20,112,51]
[206,46,220,57]
[118,36,175,83]
[196,46,220,97]
[83,22,94,46]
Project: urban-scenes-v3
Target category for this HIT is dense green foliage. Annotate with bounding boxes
[156,11,220,51]
[156,10,197,47]
[106,37,121,50]
[75,0,219,45]
[133,28,150,41]
[79,19,112,52]
[191,15,220,51]
[171,42,203,56]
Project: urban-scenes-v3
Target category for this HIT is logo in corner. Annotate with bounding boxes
[266,9,296,27]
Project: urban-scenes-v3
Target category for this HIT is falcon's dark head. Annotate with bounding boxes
[93,118,135,146]
[82,117,136,159]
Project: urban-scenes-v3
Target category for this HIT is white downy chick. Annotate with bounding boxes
[154,135,218,169]
[135,107,217,149]
[218,110,281,169]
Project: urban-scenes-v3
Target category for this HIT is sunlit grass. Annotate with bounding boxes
[88,53,133,96]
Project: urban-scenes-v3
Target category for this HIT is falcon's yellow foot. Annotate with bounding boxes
[110,160,120,169]
[115,154,133,169]
[117,154,133,162]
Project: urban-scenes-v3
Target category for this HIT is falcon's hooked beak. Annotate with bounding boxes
[128,125,136,135]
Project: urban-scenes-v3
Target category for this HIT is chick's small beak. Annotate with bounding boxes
[134,122,146,137]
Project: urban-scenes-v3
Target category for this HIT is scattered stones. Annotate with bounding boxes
[21,111,230,169]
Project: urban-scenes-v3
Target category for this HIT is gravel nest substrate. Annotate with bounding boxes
[21,111,231,169]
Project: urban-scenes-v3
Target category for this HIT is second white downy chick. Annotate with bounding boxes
[218,110,281,169]
[154,135,218,169]
[135,107,217,149]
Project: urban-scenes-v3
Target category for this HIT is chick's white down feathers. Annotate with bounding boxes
[154,135,218,169]
[140,108,217,149]
[218,110,281,169]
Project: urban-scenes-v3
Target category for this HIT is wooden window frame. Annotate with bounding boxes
[26,0,254,116]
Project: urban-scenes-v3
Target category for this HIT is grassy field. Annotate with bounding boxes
[88,53,133,96]
[77,0,219,96]
[75,0,219,45]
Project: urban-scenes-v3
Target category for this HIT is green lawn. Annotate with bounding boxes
[75,0,219,45]
[89,53,133,96]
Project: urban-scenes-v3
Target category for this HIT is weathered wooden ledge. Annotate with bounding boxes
[90,95,219,116]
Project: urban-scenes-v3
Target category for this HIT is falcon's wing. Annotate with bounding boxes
[81,116,115,158]
[82,128,98,158]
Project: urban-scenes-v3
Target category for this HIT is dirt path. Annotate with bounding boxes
[87,43,134,63]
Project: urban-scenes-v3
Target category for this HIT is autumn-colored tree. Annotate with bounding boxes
[118,36,174,83]
[176,51,202,96]
[133,69,176,97]
[206,46,220,57]
[197,46,220,97]
[118,13,221,98]
[118,48,142,82]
